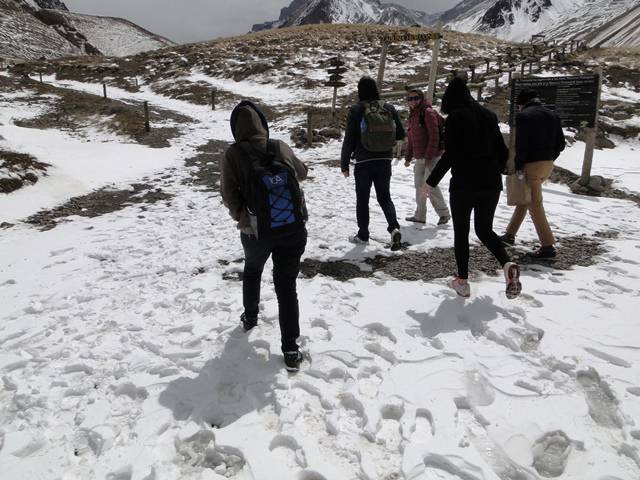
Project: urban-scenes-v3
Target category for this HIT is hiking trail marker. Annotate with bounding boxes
[326,56,347,116]
[509,71,602,185]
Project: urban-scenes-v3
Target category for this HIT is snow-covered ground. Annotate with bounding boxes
[1,70,640,480]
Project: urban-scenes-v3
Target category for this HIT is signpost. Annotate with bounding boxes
[326,57,347,117]
[510,73,602,184]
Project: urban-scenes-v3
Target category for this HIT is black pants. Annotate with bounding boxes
[450,190,510,279]
[241,228,307,352]
[354,160,400,240]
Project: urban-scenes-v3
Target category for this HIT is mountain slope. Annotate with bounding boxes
[0,0,174,59]
[252,0,438,31]
[441,0,640,45]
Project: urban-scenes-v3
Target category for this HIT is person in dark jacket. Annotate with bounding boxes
[221,100,308,371]
[499,89,566,258]
[424,77,521,299]
[341,77,405,248]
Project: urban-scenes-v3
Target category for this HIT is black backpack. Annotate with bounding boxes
[240,140,306,239]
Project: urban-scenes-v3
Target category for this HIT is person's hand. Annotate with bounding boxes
[404,160,411,168]
[342,170,350,178]
[421,183,432,199]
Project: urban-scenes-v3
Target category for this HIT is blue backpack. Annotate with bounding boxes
[240,140,306,239]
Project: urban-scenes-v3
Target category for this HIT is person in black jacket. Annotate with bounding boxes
[341,77,405,249]
[424,77,521,299]
[499,89,566,258]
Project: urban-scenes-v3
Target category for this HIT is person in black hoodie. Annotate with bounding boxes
[424,77,521,299]
[341,77,405,249]
[221,101,308,371]
[499,89,566,258]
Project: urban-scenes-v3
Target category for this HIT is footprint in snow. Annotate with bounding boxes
[531,430,572,478]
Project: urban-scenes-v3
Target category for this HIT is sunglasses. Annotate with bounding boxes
[406,96,422,102]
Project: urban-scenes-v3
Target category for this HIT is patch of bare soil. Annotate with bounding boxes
[3,75,185,148]
[298,234,610,283]
[183,140,229,192]
[549,165,640,206]
[0,150,49,193]
[24,183,173,231]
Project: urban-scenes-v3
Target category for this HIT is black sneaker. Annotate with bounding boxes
[499,233,516,246]
[437,215,450,226]
[528,246,557,259]
[283,350,303,372]
[390,229,402,250]
[240,313,257,332]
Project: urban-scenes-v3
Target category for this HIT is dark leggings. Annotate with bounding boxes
[450,190,510,279]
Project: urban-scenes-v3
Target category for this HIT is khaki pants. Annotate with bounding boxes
[506,160,555,246]
[413,157,450,221]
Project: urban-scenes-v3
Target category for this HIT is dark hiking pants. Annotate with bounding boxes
[241,228,307,352]
[450,190,510,280]
[354,160,400,241]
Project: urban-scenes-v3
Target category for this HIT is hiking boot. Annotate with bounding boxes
[405,216,426,223]
[503,262,522,300]
[349,234,369,244]
[528,245,557,258]
[499,233,516,246]
[447,277,471,298]
[283,350,303,372]
[391,229,402,249]
[240,313,257,332]
[437,215,450,225]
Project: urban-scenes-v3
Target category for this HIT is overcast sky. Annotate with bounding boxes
[63,0,460,44]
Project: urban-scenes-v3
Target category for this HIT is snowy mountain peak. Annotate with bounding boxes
[252,0,436,32]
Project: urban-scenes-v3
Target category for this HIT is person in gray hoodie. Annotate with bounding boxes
[221,101,308,371]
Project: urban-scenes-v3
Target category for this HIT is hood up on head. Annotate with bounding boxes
[358,76,380,101]
[441,77,473,115]
[230,100,270,149]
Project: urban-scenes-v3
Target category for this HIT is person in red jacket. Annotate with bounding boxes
[404,89,450,225]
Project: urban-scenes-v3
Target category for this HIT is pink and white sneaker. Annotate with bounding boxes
[504,262,522,299]
[448,277,471,298]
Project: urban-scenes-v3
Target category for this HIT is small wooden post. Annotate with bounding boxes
[331,86,338,117]
[306,109,313,147]
[469,65,476,82]
[476,85,483,101]
[144,101,150,132]
[377,41,389,88]
[520,63,526,76]
[508,65,513,83]
[103,83,107,100]
[580,67,603,186]
[529,61,533,75]
[426,25,442,104]
[211,88,216,110]
[485,59,491,73]
[495,75,500,89]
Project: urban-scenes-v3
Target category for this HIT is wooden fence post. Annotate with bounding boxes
[377,41,389,88]
[331,86,338,118]
[485,59,491,73]
[528,61,533,75]
[306,109,313,147]
[144,101,150,132]
[580,67,603,185]
[469,65,476,82]
[103,83,107,100]
[211,88,216,110]
[520,63,526,76]
[426,25,443,104]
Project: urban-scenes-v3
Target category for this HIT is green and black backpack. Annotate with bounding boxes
[359,101,396,152]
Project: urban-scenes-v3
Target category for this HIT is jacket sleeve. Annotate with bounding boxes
[554,116,566,160]
[426,114,455,187]
[341,106,359,172]
[278,141,308,181]
[514,113,528,171]
[220,150,246,222]
[392,105,406,141]
[424,108,440,161]
[493,117,509,174]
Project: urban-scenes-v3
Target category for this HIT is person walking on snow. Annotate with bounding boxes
[423,77,521,299]
[221,100,308,371]
[404,89,450,225]
[341,76,405,249]
[499,89,566,258]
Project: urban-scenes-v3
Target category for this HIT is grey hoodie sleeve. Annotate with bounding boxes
[277,141,308,181]
[220,149,246,223]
